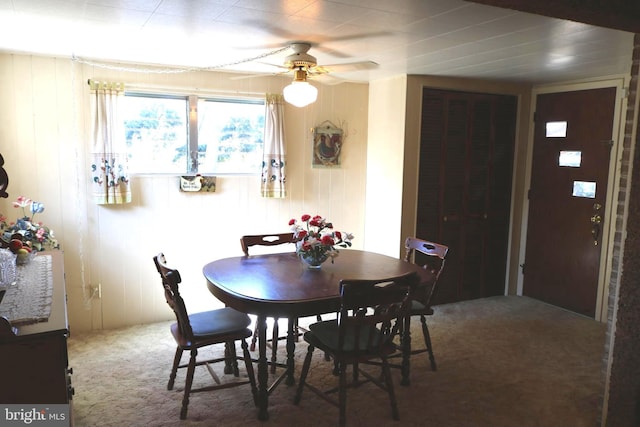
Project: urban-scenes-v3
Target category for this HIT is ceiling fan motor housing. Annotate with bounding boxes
[284,42,317,70]
[285,54,317,69]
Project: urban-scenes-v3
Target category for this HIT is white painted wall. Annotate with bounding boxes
[0,53,370,331]
[364,76,408,257]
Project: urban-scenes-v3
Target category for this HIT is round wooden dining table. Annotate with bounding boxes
[203,249,433,421]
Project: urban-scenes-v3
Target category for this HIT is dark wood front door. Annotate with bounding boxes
[523,87,616,317]
[417,88,517,305]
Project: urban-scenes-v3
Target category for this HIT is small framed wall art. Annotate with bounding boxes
[179,175,216,192]
[312,121,343,168]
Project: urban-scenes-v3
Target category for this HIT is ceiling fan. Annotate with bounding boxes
[232,42,378,79]
[279,42,378,77]
[240,42,378,107]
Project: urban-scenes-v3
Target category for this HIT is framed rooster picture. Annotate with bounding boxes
[312,123,343,168]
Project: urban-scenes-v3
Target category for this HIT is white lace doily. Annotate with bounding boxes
[0,254,53,326]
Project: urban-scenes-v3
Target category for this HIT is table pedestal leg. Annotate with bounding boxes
[286,318,296,386]
[257,314,269,420]
[400,315,411,386]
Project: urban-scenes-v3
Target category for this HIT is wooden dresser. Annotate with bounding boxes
[0,250,73,404]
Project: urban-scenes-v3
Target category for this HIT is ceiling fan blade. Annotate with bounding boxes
[312,31,390,46]
[309,44,350,59]
[309,73,345,86]
[228,69,289,81]
[236,22,390,58]
[228,73,266,81]
[255,61,290,70]
[314,61,379,74]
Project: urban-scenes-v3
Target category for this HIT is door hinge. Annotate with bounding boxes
[520,263,525,275]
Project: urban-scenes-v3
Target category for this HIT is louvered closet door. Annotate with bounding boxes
[417,89,517,304]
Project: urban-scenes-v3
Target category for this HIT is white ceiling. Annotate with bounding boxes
[0,0,634,85]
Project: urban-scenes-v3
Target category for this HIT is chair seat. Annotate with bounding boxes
[171,307,252,348]
[410,300,434,315]
[306,320,397,357]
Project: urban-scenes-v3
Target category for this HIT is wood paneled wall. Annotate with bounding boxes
[0,53,370,331]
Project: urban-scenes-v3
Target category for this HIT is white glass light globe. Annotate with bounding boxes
[283,81,318,107]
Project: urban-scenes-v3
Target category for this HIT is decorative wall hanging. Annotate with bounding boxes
[312,121,343,168]
[179,175,216,192]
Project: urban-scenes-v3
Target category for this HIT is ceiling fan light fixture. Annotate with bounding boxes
[283,81,317,107]
[283,69,318,107]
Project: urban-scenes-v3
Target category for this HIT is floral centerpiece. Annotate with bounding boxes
[289,214,353,268]
[1,196,60,261]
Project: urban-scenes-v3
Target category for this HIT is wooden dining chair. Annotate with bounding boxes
[294,271,419,427]
[153,253,257,420]
[240,233,295,372]
[398,236,449,372]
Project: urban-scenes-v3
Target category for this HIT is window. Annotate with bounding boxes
[545,121,567,138]
[123,93,265,174]
[559,151,581,167]
[572,181,596,198]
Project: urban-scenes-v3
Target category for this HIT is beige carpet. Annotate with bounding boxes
[67,296,606,427]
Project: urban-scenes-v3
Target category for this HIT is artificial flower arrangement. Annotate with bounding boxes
[289,214,353,266]
[1,196,60,255]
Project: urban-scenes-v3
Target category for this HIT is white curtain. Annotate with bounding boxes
[89,80,131,204]
[261,94,287,198]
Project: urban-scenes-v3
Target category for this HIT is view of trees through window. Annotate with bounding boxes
[123,93,265,175]
[197,99,264,174]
